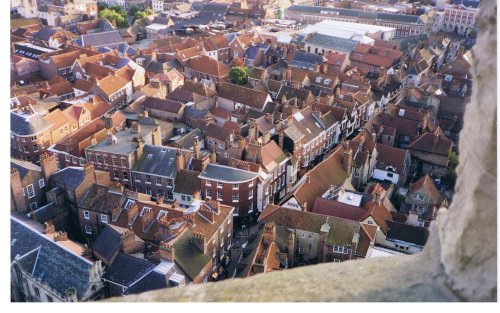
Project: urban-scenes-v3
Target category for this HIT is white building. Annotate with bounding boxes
[441,4,479,35]
[299,20,396,42]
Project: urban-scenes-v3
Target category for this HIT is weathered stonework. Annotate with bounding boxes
[107,0,497,302]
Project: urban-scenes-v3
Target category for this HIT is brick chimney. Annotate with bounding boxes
[210,150,217,163]
[10,168,26,213]
[342,148,353,174]
[198,204,215,223]
[121,228,137,254]
[287,231,295,267]
[131,121,141,133]
[40,152,58,180]
[193,135,202,159]
[43,221,55,235]
[192,231,206,253]
[143,110,149,118]
[318,222,330,263]
[263,223,275,244]
[159,241,175,262]
[176,148,185,171]
[111,205,121,222]
[83,163,95,180]
[54,231,68,242]
[140,207,155,232]
[127,203,139,225]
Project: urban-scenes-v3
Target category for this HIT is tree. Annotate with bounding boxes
[98,8,128,28]
[97,2,108,11]
[128,5,140,17]
[110,4,126,16]
[134,8,153,21]
[448,152,459,170]
[229,66,249,85]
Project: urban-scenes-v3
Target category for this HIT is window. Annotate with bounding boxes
[206,189,212,198]
[85,225,92,234]
[156,177,161,185]
[249,181,254,188]
[96,155,101,164]
[134,173,140,181]
[47,295,53,302]
[206,180,212,187]
[103,156,108,164]
[33,145,39,153]
[22,138,26,142]
[167,179,173,187]
[114,170,119,179]
[248,190,253,199]
[186,196,191,202]
[121,157,127,167]
[101,214,108,224]
[146,175,151,183]
[232,192,239,202]
[232,184,239,190]
[217,191,223,201]
[84,211,90,220]
[248,202,253,213]
[26,184,35,199]
[38,179,45,188]
[112,156,117,166]
[181,195,186,201]
[218,143,224,149]
[217,182,223,188]
[123,172,129,181]
[146,187,152,195]
[30,202,37,211]
[24,146,29,153]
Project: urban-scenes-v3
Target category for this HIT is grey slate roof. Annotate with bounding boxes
[199,164,258,183]
[174,128,203,150]
[103,253,157,287]
[11,216,96,301]
[287,5,422,24]
[50,167,86,190]
[290,51,325,69]
[123,261,185,295]
[92,224,122,264]
[31,202,68,224]
[77,31,124,49]
[184,106,209,119]
[79,184,125,214]
[131,145,190,178]
[34,27,58,41]
[306,33,357,53]
[386,220,429,246]
[11,158,41,179]
[11,111,52,136]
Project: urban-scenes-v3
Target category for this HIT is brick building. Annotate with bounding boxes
[11,111,53,165]
[199,163,258,223]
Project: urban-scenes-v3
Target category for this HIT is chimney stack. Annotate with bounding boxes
[342,148,353,174]
[176,148,185,171]
[40,152,58,180]
[193,136,202,159]
[44,221,55,235]
[127,203,139,226]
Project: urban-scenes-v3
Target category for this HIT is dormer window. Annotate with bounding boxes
[140,207,152,216]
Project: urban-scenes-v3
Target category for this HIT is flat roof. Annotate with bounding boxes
[146,23,170,31]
